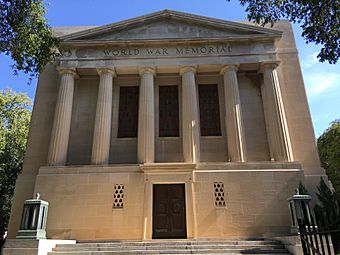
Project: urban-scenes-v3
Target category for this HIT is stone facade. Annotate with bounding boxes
[7,10,326,241]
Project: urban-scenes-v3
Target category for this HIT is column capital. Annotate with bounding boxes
[97,67,116,77]
[179,66,197,76]
[220,64,239,75]
[258,61,280,73]
[58,67,77,76]
[139,67,156,76]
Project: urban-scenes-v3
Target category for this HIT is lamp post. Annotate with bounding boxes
[287,189,312,234]
[16,194,48,239]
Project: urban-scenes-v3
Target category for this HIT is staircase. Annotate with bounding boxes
[49,239,291,254]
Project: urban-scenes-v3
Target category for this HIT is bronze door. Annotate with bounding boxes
[152,184,187,239]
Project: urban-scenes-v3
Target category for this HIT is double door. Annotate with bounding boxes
[152,184,187,239]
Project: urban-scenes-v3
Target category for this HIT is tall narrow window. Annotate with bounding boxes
[159,86,179,137]
[117,86,139,138]
[198,84,221,136]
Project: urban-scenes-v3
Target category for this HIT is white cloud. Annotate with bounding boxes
[305,72,340,97]
[301,51,319,70]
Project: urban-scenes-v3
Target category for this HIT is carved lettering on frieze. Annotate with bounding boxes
[60,43,234,60]
[102,44,231,58]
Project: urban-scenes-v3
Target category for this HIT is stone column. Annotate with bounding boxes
[221,65,247,162]
[260,61,293,162]
[47,68,76,166]
[137,67,155,163]
[91,68,116,164]
[180,66,200,163]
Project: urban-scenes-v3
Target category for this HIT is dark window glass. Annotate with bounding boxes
[159,86,179,137]
[198,84,221,136]
[117,86,139,138]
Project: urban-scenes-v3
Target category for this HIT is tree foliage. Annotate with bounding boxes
[0,0,59,80]
[314,177,340,227]
[317,119,340,196]
[298,181,309,195]
[231,0,340,64]
[0,89,31,246]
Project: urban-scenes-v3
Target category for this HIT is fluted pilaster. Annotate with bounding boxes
[180,66,200,163]
[48,68,76,166]
[91,68,116,164]
[137,67,155,163]
[260,61,293,161]
[221,65,247,162]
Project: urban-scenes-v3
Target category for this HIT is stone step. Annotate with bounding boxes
[50,253,289,255]
[49,250,289,255]
[50,248,289,254]
[57,240,282,247]
[49,239,289,255]
[53,244,285,251]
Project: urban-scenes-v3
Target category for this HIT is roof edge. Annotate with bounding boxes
[60,9,283,41]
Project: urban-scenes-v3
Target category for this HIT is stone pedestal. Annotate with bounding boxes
[221,65,247,162]
[47,68,76,166]
[91,68,115,164]
[137,67,155,163]
[180,66,200,163]
[260,62,293,162]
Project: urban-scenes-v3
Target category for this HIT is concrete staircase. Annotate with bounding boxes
[49,239,291,255]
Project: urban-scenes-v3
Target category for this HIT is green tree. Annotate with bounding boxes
[314,177,339,225]
[298,181,309,195]
[0,0,59,80]
[317,119,340,196]
[0,89,31,247]
[230,0,339,64]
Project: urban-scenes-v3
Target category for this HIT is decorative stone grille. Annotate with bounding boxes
[214,182,226,207]
[113,184,124,209]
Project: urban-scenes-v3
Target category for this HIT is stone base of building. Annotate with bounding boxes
[13,162,305,241]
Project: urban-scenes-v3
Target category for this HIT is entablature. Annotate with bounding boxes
[57,61,278,77]
[38,162,302,175]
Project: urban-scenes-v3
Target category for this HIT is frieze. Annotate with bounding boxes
[60,41,275,60]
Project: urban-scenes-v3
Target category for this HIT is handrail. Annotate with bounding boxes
[298,215,340,255]
[300,235,322,255]
[301,228,340,236]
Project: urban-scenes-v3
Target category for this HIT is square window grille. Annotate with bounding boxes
[214,182,226,207]
[113,184,124,209]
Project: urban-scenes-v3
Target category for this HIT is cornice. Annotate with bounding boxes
[59,35,280,48]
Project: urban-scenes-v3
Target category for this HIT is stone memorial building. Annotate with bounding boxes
[8,10,326,240]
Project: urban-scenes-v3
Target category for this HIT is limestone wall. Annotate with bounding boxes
[194,168,303,237]
[7,65,59,238]
[31,165,302,240]
[272,21,327,197]
[34,166,144,240]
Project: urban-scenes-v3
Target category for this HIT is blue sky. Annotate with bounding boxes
[0,0,339,137]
